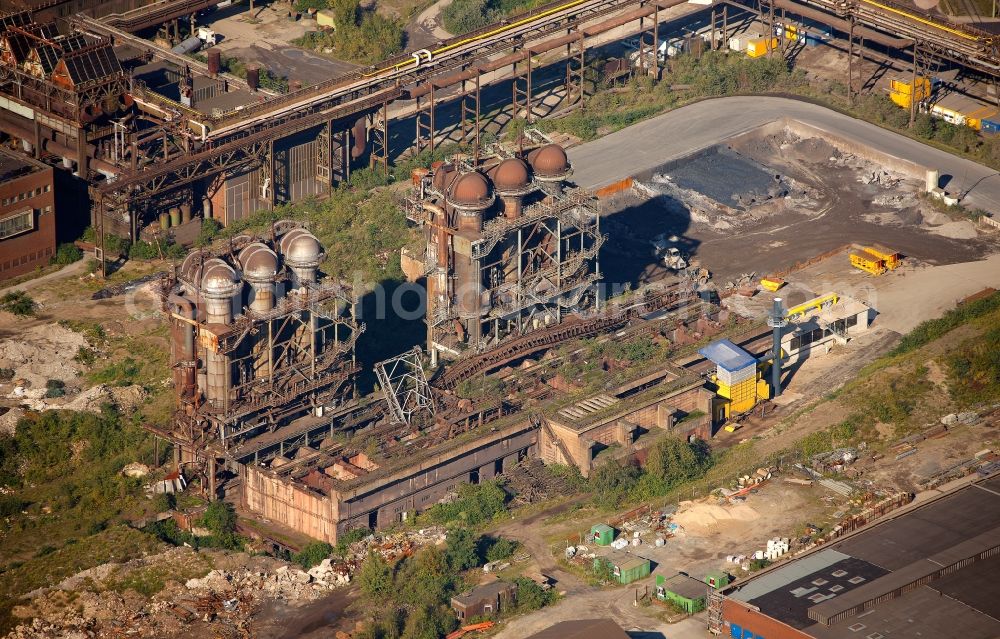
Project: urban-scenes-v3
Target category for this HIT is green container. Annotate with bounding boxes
[590,523,614,546]
[159,212,170,229]
[169,207,181,227]
[599,555,650,585]
[705,570,731,589]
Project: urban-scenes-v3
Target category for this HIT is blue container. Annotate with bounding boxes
[981,118,1000,134]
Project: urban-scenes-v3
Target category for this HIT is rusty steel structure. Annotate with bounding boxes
[160,223,365,491]
[406,141,604,363]
[3,0,997,281]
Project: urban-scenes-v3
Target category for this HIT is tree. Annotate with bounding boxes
[513,577,552,611]
[201,501,237,536]
[358,551,393,603]
[328,0,359,27]
[644,436,710,489]
[294,541,333,569]
[589,460,641,507]
[484,537,519,563]
[397,546,452,608]
[445,527,480,571]
[53,243,82,266]
[401,605,456,639]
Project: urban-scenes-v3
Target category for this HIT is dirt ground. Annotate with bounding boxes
[203,3,360,85]
[601,126,997,287]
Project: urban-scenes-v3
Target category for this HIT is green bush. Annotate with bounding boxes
[0,493,25,517]
[0,291,36,317]
[196,218,222,247]
[513,576,555,611]
[484,536,519,562]
[201,501,237,537]
[52,243,82,266]
[294,541,334,569]
[294,0,403,66]
[422,480,508,526]
[74,347,96,367]
[44,379,66,398]
[444,527,480,571]
[590,460,642,508]
[151,492,175,513]
[89,358,141,386]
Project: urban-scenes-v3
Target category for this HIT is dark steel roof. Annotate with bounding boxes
[725,476,1000,639]
[59,43,122,85]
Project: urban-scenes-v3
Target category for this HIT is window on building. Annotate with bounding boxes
[0,209,34,239]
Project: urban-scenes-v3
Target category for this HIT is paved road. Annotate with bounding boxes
[567,95,1000,214]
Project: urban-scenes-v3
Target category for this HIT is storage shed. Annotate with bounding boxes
[597,552,651,584]
[451,579,517,619]
[655,573,707,612]
[590,523,614,546]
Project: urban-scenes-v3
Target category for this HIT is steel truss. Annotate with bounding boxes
[375,347,436,426]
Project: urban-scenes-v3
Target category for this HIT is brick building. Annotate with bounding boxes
[0,149,55,280]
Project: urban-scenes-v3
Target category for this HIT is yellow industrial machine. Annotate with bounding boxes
[760,277,785,292]
[785,292,839,321]
[864,245,901,270]
[850,251,887,276]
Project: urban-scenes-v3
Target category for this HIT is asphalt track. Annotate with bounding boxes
[567,95,1000,214]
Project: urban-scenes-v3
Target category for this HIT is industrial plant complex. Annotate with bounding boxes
[1,0,999,635]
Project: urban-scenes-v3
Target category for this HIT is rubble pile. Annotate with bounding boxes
[7,547,335,639]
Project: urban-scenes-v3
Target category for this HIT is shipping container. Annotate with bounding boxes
[728,32,762,52]
[597,554,651,585]
[746,37,778,58]
[982,117,1000,134]
[590,523,614,546]
[888,76,930,109]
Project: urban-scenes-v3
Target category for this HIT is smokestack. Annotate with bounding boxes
[768,297,787,397]
[246,66,259,92]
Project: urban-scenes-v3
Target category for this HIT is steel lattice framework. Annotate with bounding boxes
[375,347,436,426]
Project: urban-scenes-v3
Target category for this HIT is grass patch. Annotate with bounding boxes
[0,527,163,634]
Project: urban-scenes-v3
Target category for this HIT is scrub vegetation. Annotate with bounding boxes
[294,0,405,65]
[442,0,547,34]
[355,526,553,639]
[215,187,412,286]
[537,52,800,141]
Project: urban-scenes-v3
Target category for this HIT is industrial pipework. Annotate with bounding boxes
[767,297,787,397]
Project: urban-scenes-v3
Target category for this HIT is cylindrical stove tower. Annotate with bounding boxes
[201,258,241,408]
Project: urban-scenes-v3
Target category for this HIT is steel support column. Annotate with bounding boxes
[415,83,436,154]
[513,51,534,122]
[460,73,482,162]
[370,101,389,176]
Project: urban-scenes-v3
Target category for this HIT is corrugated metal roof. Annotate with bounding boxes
[728,549,850,602]
[698,338,756,373]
